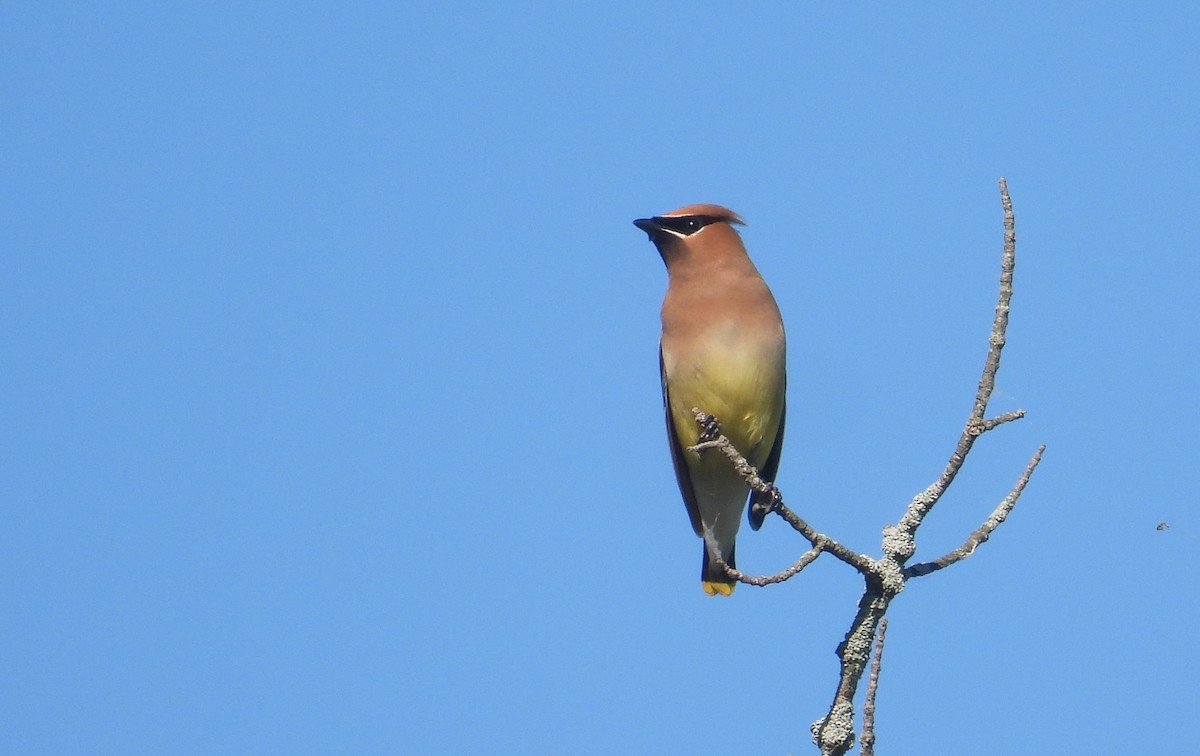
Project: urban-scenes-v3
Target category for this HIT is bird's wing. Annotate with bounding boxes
[748,394,785,531]
[660,346,703,536]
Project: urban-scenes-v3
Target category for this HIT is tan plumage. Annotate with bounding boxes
[635,204,787,596]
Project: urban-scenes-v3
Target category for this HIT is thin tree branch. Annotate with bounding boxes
[809,178,1039,756]
[688,411,875,574]
[706,539,825,586]
[897,177,1019,539]
[975,409,1026,434]
[860,619,889,756]
[905,445,1045,578]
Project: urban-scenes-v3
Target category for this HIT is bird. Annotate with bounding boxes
[634,204,787,596]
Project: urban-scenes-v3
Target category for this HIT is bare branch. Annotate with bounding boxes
[974,409,1026,434]
[905,445,1045,578]
[973,177,1017,423]
[898,177,1020,538]
[772,502,876,574]
[813,590,888,755]
[706,538,825,586]
[809,179,1038,755]
[860,619,889,756]
[688,410,875,574]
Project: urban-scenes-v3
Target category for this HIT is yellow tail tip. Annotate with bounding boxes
[702,581,735,597]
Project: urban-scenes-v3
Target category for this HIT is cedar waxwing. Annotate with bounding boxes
[635,204,786,596]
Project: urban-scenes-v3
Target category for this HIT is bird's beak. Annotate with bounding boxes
[633,217,663,236]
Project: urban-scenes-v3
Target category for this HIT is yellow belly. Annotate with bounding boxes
[665,341,785,469]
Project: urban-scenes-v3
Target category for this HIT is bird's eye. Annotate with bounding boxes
[654,215,716,236]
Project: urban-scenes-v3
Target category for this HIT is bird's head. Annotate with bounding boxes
[633,204,747,267]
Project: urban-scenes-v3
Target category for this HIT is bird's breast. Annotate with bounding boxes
[662,320,785,466]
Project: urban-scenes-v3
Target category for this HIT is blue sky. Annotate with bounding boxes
[3,3,1197,754]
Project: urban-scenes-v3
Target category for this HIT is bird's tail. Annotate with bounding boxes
[701,542,736,596]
